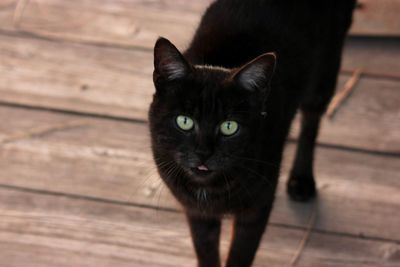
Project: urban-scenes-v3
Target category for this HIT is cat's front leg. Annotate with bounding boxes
[225,206,272,267]
[186,213,222,267]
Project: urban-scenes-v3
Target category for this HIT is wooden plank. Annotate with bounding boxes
[0,188,195,267]
[2,0,400,50]
[342,37,400,76]
[2,1,400,78]
[1,34,400,152]
[2,0,399,79]
[0,34,153,120]
[0,0,205,50]
[0,187,399,267]
[352,0,400,37]
[0,105,399,241]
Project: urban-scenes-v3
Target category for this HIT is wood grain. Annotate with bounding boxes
[1,34,400,152]
[0,105,399,241]
[0,0,206,50]
[0,1,399,265]
[0,34,153,120]
[352,0,400,36]
[342,37,400,76]
[2,0,400,76]
[1,0,399,51]
[0,187,399,267]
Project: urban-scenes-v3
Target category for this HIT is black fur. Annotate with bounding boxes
[149,1,356,266]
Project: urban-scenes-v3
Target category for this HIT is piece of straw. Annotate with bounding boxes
[327,68,363,119]
[13,0,30,27]
[341,68,400,82]
[287,206,317,266]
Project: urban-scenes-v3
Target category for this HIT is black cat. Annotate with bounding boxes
[149,1,356,266]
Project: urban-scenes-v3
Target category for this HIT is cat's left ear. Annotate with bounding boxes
[153,37,191,84]
[232,52,277,92]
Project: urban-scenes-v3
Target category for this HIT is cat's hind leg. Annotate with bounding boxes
[287,45,344,202]
[287,110,321,201]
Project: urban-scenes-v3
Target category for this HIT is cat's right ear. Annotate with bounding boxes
[153,37,191,85]
[231,52,277,93]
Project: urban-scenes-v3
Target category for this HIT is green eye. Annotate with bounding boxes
[176,115,194,131]
[220,121,239,136]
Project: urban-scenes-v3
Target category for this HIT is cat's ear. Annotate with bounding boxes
[232,52,277,92]
[153,37,191,84]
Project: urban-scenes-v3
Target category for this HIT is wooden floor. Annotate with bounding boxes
[1,1,400,266]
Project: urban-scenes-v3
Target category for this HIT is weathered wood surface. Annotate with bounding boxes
[1,34,400,152]
[1,1,399,266]
[352,0,400,36]
[1,105,399,242]
[1,0,399,51]
[341,37,400,76]
[291,76,400,153]
[0,34,153,120]
[2,0,400,74]
[0,0,205,50]
[1,187,399,267]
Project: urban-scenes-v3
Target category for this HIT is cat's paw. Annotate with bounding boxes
[287,175,316,202]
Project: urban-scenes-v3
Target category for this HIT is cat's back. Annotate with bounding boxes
[185,0,356,70]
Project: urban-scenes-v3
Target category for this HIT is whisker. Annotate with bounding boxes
[225,173,245,210]
[128,160,174,202]
[222,171,231,202]
[155,162,183,213]
[227,154,278,167]
[236,164,274,189]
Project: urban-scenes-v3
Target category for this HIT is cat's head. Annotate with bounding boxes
[149,37,276,186]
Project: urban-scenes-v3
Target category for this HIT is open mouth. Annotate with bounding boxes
[190,165,213,176]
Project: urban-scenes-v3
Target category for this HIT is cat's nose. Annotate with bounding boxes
[195,148,212,162]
